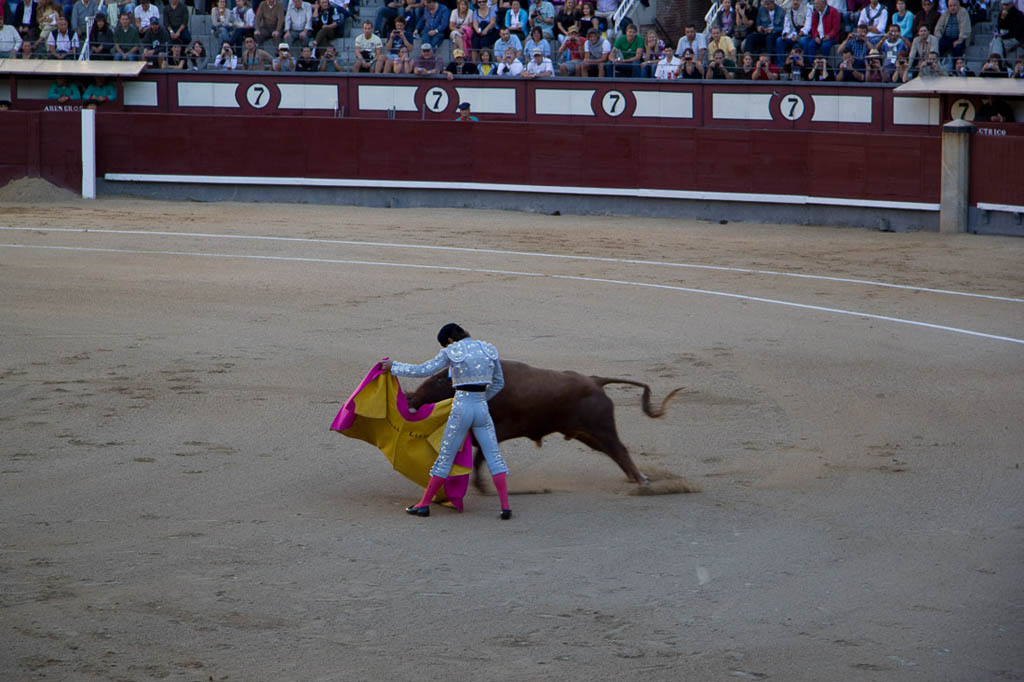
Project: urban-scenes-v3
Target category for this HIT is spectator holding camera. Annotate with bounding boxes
[835,46,864,80]
[877,23,908,70]
[676,46,704,78]
[784,45,807,78]
[863,49,885,80]
[354,19,382,71]
[838,22,871,67]
[907,23,937,70]
[892,53,912,80]
[918,49,945,75]
[775,0,807,66]
[318,43,343,70]
[807,53,832,79]
[529,0,555,40]
[383,15,412,68]
[706,48,733,77]
[213,40,238,68]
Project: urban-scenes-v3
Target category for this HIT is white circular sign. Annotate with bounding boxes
[951,98,975,121]
[601,90,627,117]
[424,86,450,113]
[779,93,805,121]
[245,83,272,109]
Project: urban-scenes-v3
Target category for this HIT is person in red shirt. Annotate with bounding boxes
[799,0,840,58]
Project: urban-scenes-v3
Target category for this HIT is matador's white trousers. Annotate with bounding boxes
[431,390,508,478]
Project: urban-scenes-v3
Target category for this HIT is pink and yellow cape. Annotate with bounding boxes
[330,361,471,510]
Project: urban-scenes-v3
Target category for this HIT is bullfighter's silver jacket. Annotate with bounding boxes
[390,338,505,400]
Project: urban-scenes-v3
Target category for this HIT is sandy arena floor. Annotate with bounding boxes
[1,191,1023,682]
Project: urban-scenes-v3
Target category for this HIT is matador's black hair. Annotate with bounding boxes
[437,323,470,346]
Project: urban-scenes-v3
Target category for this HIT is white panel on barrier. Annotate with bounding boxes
[177,82,240,108]
[357,85,419,111]
[892,97,939,125]
[123,81,158,107]
[534,89,595,116]
[453,87,517,114]
[811,94,873,123]
[711,92,772,120]
[633,91,693,118]
[278,83,339,110]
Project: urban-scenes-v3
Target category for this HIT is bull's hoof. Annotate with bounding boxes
[637,473,651,486]
[405,505,430,517]
[500,509,512,520]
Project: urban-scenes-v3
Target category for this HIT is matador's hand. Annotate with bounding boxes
[380,359,393,372]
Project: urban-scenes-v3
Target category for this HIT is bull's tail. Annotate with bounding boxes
[591,377,683,418]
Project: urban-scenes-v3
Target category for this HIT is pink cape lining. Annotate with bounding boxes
[331,360,471,510]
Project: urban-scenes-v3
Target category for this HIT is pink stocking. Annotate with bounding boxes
[492,472,510,511]
[417,476,446,508]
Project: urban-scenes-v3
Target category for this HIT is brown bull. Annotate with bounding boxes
[405,360,681,489]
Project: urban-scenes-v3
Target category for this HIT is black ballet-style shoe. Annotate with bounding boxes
[500,509,512,520]
[406,505,430,517]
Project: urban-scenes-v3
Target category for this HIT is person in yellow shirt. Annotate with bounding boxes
[706,24,736,66]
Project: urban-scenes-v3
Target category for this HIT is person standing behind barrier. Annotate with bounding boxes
[382,323,512,520]
[799,0,839,58]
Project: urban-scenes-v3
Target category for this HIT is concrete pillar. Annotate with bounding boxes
[81,108,96,200]
[939,118,973,234]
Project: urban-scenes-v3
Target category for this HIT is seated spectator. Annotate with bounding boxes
[133,0,159,31]
[745,0,783,61]
[891,53,912,80]
[382,15,413,67]
[911,0,939,39]
[732,0,756,47]
[240,34,272,68]
[639,29,665,77]
[707,24,736,65]
[10,1,38,56]
[523,45,553,76]
[918,49,945,75]
[799,0,840,58]
[907,25,937,70]
[783,44,807,78]
[976,95,1015,121]
[839,0,867,36]
[83,75,116,102]
[776,0,806,65]
[36,0,61,45]
[524,25,550,60]
[594,0,618,31]
[477,46,496,74]
[990,0,1023,60]
[139,17,168,66]
[471,0,498,58]
[892,0,914,39]
[88,12,113,59]
[231,0,257,48]
[374,0,404,36]
[47,75,81,101]
[162,41,187,67]
[751,51,776,78]
[318,42,343,70]
[254,0,285,47]
[0,13,24,57]
[311,0,339,54]
[807,52,833,79]
[416,0,449,50]
[734,50,756,77]
[354,19,383,70]
[980,53,1008,76]
[413,40,442,74]
[492,25,522,61]
[163,0,189,45]
[47,16,78,58]
[678,46,704,77]
[295,44,316,70]
[654,44,681,78]
[284,0,313,48]
[935,0,970,61]
[213,40,238,68]
[529,0,555,40]
[443,45,478,76]
[578,2,602,36]
[186,40,208,69]
[863,48,885,79]
[712,0,736,37]
[450,0,473,54]
[612,22,643,76]
[676,23,706,62]
[495,44,523,73]
[1011,58,1024,76]
[112,11,140,60]
[212,0,233,47]
[557,24,585,74]
[876,24,908,70]
[581,26,609,76]
[554,0,580,44]
[272,41,296,69]
[835,46,864,79]
[505,0,528,39]
[838,23,871,67]
[857,0,887,44]
[950,55,975,75]
[69,0,100,39]
[706,48,734,77]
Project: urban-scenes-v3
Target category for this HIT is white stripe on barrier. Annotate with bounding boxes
[101,173,942,212]
[2,242,1022,345]
[977,202,1024,215]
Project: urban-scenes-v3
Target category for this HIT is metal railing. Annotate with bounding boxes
[609,0,639,39]
[703,0,721,38]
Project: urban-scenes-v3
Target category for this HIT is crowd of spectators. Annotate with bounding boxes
[2,0,1023,79]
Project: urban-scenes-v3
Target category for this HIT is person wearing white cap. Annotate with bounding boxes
[522,46,553,77]
[413,40,442,74]
[273,41,296,69]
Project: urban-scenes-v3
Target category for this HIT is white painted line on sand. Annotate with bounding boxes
[3,242,1022,346]
[1,226,1019,304]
